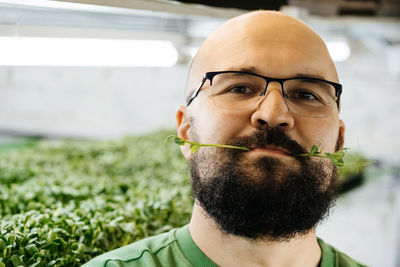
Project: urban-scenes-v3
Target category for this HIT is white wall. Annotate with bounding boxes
[0,65,187,138]
[336,44,400,163]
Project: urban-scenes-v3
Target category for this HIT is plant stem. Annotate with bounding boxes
[298,153,326,158]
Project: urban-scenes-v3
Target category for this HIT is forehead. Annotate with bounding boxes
[191,12,337,84]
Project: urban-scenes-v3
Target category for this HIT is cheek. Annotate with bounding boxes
[296,118,340,153]
[192,98,250,144]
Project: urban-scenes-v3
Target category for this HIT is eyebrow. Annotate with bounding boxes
[292,73,327,80]
[233,66,261,74]
[226,66,327,81]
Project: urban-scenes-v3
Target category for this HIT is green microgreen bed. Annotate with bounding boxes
[0,130,192,266]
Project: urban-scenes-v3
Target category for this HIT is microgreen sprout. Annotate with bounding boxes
[297,144,371,171]
[298,144,348,168]
[165,135,249,153]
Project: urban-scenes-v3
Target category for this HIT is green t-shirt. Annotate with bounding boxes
[82,225,367,267]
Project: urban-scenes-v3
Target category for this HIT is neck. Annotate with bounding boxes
[188,203,322,267]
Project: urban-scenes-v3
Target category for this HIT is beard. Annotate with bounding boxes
[190,126,339,241]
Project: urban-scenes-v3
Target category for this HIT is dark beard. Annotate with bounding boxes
[190,126,339,241]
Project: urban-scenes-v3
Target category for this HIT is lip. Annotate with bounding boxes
[249,146,291,156]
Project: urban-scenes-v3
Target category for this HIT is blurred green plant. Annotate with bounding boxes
[0,130,192,266]
[0,137,39,152]
[338,151,370,181]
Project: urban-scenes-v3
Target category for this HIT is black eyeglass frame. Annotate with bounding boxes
[186,71,342,108]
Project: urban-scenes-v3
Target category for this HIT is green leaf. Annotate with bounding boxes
[172,136,186,146]
[190,144,200,153]
[335,160,345,167]
[309,145,319,156]
[30,260,42,267]
[0,239,5,251]
[10,254,22,267]
[325,153,344,167]
[165,135,186,146]
[8,234,16,245]
[331,150,345,161]
[324,153,335,161]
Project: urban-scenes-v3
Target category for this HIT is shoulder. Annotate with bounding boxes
[82,228,189,267]
[318,238,368,267]
[336,252,368,267]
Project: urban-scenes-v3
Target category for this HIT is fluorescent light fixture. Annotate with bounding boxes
[0,37,178,67]
[326,40,351,62]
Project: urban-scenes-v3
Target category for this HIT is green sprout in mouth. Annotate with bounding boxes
[165,135,365,169]
[165,135,249,154]
[297,144,347,168]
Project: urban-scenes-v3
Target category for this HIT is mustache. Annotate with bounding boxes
[226,126,308,157]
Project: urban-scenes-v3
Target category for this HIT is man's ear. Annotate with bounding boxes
[176,105,193,161]
[337,119,345,150]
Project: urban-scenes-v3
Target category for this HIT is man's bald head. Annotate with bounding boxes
[185,10,338,102]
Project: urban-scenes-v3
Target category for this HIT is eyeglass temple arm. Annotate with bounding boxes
[335,86,342,108]
[186,76,207,106]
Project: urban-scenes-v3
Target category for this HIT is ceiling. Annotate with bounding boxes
[177,0,400,16]
[177,0,285,11]
[1,0,398,41]
[19,0,400,17]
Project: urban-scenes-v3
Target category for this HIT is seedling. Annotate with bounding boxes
[298,144,371,170]
[165,135,249,153]
[165,135,367,169]
[298,144,347,168]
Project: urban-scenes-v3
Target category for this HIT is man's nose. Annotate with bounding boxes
[250,82,295,129]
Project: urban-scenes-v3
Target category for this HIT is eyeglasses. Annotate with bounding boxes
[186,71,342,118]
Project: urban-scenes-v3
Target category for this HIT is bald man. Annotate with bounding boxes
[84,11,366,267]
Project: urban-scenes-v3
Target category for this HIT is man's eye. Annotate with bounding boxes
[291,90,319,101]
[227,86,254,94]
